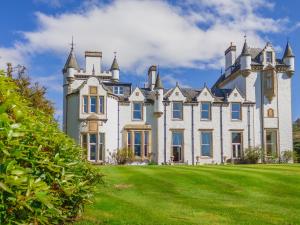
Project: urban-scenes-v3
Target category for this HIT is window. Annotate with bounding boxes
[266,51,272,63]
[267,108,274,118]
[81,134,87,149]
[232,132,242,158]
[266,73,273,89]
[89,134,97,161]
[99,96,104,114]
[127,132,132,150]
[90,96,97,113]
[172,131,183,162]
[113,86,124,95]
[266,130,277,156]
[201,132,212,157]
[134,131,142,156]
[172,102,183,120]
[144,131,149,157]
[99,133,105,161]
[83,96,88,113]
[133,102,142,120]
[231,103,241,120]
[201,102,211,120]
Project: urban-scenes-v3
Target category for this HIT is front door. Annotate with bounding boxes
[173,146,182,162]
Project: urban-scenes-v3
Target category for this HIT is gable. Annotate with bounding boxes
[227,88,244,102]
[167,86,186,102]
[129,87,145,102]
[197,87,214,102]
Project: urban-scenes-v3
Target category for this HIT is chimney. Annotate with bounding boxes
[85,51,102,75]
[148,65,157,90]
[225,43,236,76]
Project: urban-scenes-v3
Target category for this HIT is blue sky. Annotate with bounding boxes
[0,0,299,122]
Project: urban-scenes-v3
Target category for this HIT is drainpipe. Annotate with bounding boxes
[247,105,251,149]
[260,73,265,162]
[117,101,120,150]
[164,102,167,164]
[220,104,224,164]
[191,104,195,165]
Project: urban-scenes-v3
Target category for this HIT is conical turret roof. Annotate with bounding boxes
[63,48,80,72]
[241,39,250,56]
[110,56,119,71]
[154,73,163,89]
[283,41,294,58]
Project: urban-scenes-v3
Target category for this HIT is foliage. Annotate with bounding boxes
[293,121,300,162]
[76,165,300,225]
[12,72,55,117]
[243,147,261,164]
[0,73,102,224]
[280,150,294,163]
[113,148,134,165]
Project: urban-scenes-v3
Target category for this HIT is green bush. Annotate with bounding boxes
[0,73,102,224]
[243,147,261,164]
[113,148,134,165]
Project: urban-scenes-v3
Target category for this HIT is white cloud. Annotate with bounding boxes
[0,0,292,74]
[162,74,191,88]
[32,74,62,93]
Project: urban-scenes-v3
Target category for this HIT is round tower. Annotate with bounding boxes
[111,53,120,81]
[240,39,251,77]
[283,41,295,76]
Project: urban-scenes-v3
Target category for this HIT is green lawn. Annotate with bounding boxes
[75,165,300,225]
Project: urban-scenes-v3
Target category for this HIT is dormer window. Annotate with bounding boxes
[172,102,183,120]
[113,86,124,95]
[133,102,143,120]
[231,103,241,120]
[266,51,273,63]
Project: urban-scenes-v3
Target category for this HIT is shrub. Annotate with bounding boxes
[113,148,135,165]
[0,74,102,224]
[244,147,261,164]
[281,150,294,163]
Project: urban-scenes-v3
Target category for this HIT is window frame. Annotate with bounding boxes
[200,102,211,120]
[99,96,105,114]
[172,101,183,120]
[200,131,213,157]
[89,96,97,113]
[231,132,243,159]
[231,102,242,121]
[171,130,184,162]
[89,133,97,161]
[99,132,105,161]
[266,51,273,63]
[265,129,278,157]
[132,102,143,121]
[113,86,124,95]
[83,95,88,113]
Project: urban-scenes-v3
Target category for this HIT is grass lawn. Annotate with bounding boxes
[75,164,300,225]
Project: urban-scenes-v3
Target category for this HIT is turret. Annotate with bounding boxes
[283,41,295,75]
[111,54,120,81]
[148,65,157,90]
[154,73,164,117]
[63,42,80,84]
[225,43,236,76]
[240,39,251,77]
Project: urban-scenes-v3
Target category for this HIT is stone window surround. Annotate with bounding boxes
[199,129,213,158]
[231,102,242,121]
[81,132,106,162]
[82,95,105,114]
[172,101,183,121]
[125,130,152,160]
[200,102,212,121]
[132,101,144,121]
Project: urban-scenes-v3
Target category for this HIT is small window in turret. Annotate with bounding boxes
[266,51,273,63]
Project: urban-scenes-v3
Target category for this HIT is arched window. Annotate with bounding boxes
[267,108,274,118]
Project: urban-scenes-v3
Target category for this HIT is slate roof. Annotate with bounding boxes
[63,49,80,72]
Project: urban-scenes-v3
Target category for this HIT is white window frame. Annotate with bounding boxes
[113,86,124,95]
[132,102,143,120]
[172,102,183,120]
[201,102,211,120]
[200,131,212,157]
[231,103,241,121]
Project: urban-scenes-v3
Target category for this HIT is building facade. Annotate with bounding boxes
[63,39,294,164]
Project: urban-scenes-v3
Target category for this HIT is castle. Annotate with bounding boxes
[62,39,294,164]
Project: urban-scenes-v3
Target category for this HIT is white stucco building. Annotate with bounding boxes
[63,39,294,164]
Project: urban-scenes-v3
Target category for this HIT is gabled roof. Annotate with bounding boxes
[63,49,80,72]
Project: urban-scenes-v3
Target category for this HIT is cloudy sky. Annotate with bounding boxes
[0,0,300,122]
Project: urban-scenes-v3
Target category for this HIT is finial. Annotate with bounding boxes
[92,64,95,75]
[114,51,117,58]
[157,64,160,74]
[70,36,75,51]
[244,33,247,41]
